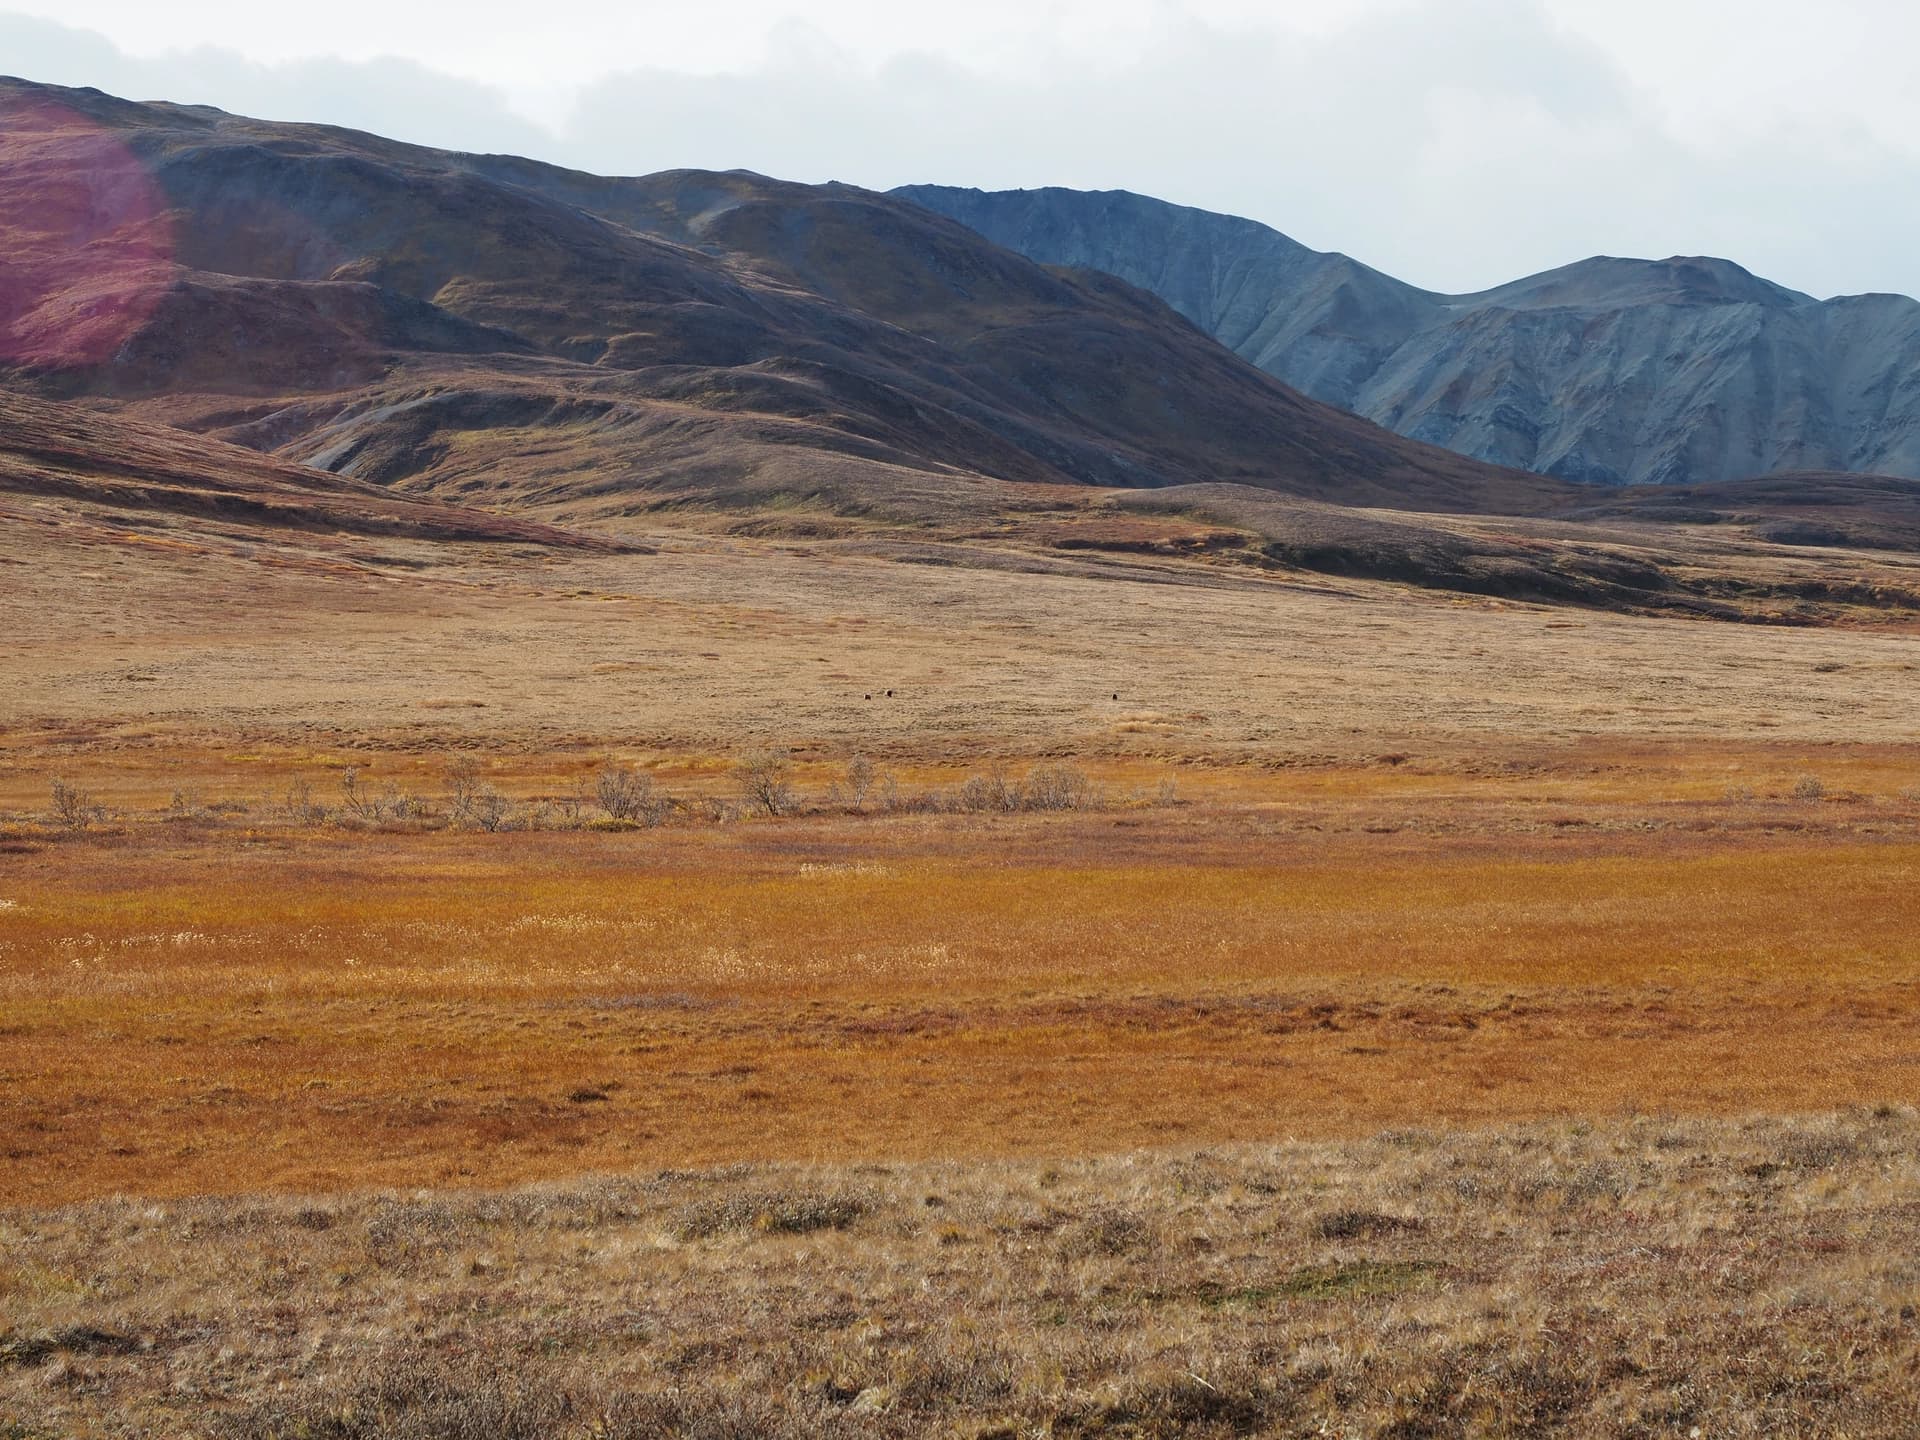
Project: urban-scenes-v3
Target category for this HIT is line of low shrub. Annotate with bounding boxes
[27,755,1179,837]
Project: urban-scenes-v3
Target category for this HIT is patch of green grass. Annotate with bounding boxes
[1201,1260,1441,1307]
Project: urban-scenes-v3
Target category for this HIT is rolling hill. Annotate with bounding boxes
[0,388,610,547]
[0,78,1562,525]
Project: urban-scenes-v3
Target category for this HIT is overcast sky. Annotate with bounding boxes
[6,0,1919,300]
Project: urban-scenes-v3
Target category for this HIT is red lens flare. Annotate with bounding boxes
[0,97,175,370]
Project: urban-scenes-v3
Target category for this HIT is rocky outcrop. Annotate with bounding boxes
[897,185,1920,487]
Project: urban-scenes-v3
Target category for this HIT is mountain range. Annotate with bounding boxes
[0,77,1561,527]
[7,77,1920,621]
[896,185,1920,488]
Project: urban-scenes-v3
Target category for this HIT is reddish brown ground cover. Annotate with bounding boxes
[5,751,1916,1208]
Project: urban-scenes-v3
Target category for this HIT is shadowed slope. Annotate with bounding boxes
[1576,471,1920,552]
[1109,481,1920,617]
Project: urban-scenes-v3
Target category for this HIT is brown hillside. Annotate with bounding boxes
[0,78,1563,522]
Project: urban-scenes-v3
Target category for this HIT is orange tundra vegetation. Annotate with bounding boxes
[3,744,1918,1208]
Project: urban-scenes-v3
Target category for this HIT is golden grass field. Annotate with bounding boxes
[5,506,1920,1433]
[4,766,1920,1212]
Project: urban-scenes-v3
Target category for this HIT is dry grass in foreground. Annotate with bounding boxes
[4,1109,1918,1437]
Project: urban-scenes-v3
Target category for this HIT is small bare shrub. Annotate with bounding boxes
[595,763,639,820]
[444,755,483,823]
[282,777,325,826]
[735,751,795,818]
[339,765,373,819]
[595,763,667,826]
[1023,764,1093,812]
[879,773,947,815]
[944,766,1102,815]
[383,786,430,823]
[845,754,875,809]
[550,782,589,829]
[956,770,1021,813]
[330,767,426,825]
[48,777,101,832]
[472,788,510,833]
[1792,774,1826,802]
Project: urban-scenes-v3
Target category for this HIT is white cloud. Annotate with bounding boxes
[0,12,552,155]
[4,2,1920,299]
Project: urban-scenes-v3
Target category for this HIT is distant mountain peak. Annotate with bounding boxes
[897,183,1920,487]
[1469,254,1815,312]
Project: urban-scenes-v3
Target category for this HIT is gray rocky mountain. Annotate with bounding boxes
[896,185,1920,486]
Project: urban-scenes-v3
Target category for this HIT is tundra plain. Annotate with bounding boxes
[5,502,1920,1435]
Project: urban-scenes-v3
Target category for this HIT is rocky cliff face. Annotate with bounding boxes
[897,186,1920,486]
